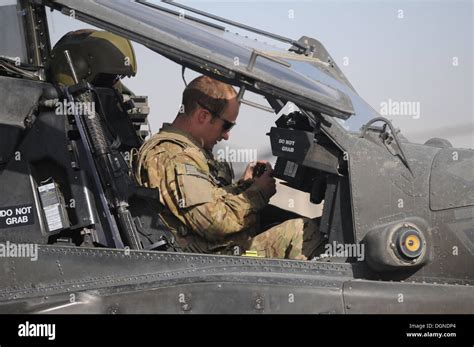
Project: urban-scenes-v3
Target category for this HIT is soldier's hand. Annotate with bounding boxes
[254,163,276,199]
[240,160,268,182]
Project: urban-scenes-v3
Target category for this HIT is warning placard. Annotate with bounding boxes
[0,205,35,229]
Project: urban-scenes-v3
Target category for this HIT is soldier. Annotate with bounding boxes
[136,75,325,260]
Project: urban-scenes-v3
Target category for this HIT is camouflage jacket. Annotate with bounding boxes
[136,123,269,253]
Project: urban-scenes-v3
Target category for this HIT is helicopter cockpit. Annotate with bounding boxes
[0,0,361,258]
[2,0,470,282]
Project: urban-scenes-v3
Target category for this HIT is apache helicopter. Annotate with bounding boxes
[0,0,472,314]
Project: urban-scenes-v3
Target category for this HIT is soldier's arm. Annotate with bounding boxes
[223,179,253,194]
[166,153,269,241]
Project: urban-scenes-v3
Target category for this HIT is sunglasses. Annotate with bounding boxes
[197,101,236,133]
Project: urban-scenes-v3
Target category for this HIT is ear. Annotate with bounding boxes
[196,108,210,124]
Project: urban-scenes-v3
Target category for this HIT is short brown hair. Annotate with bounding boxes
[180,75,237,117]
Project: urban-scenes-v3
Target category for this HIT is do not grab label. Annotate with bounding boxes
[0,205,35,228]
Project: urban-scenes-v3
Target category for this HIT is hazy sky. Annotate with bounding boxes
[47,0,473,163]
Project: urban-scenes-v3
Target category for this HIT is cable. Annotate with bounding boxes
[0,60,39,80]
[361,117,413,176]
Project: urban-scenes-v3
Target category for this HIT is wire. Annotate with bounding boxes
[0,60,39,80]
[361,117,413,176]
[0,56,42,70]
[40,177,53,185]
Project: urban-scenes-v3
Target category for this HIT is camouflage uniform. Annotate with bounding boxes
[136,123,324,259]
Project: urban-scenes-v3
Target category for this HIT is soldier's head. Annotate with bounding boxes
[175,75,239,150]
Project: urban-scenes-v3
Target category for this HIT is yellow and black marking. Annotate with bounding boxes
[405,234,421,253]
[241,250,264,258]
[396,228,424,259]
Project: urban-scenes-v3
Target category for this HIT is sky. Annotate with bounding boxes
[47,0,473,148]
[43,0,473,217]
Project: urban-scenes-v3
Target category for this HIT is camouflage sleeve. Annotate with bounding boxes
[224,180,253,195]
[165,152,268,241]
